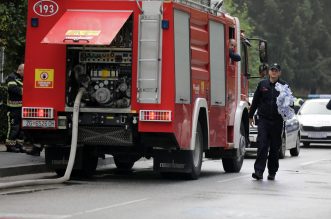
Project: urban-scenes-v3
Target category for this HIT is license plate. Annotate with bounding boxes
[22,119,55,128]
[308,132,327,139]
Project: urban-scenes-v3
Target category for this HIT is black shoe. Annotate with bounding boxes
[9,145,20,153]
[26,147,41,156]
[268,173,276,180]
[6,146,12,152]
[15,144,26,153]
[252,171,263,180]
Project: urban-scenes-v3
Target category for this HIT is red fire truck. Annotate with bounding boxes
[22,0,267,179]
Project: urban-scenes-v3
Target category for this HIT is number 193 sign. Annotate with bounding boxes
[33,0,59,17]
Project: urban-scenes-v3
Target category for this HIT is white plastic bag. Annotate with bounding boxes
[275,82,295,121]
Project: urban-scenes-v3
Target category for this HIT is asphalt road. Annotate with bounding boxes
[0,145,331,219]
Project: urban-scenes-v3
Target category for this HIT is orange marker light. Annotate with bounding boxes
[149,111,156,120]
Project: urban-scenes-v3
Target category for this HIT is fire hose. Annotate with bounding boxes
[0,88,86,189]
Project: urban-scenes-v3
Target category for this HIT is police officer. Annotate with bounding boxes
[5,64,25,152]
[249,63,288,180]
[294,98,304,114]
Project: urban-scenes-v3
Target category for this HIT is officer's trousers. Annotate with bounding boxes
[254,118,283,174]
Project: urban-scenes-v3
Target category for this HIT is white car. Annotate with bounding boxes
[247,96,301,158]
[297,98,331,147]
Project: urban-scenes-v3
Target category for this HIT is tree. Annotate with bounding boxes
[224,0,261,91]
[244,0,331,95]
[0,0,27,76]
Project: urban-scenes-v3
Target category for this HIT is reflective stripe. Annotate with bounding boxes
[7,100,22,104]
[7,104,22,107]
[15,79,23,86]
[6,112,11,139]
[7,81,18,86]
[17,139,24,144]
[7,100,22,107]
[5,139,16,146]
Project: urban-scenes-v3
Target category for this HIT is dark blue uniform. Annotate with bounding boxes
[229,48,241,62]
[249,78,288,176]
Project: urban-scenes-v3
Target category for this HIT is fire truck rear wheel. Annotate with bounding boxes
[55,169,65,177]
[186,122,203,180]
[222,121,245,173]
[80,146,98,177]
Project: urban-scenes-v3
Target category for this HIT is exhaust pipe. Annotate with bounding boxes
[0,88,86,189]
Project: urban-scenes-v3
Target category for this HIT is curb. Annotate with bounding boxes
[0,157,114,177]
[0,163,48,177]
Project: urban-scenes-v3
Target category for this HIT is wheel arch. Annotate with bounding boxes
[190,98,209,151]
[233,100,249,149]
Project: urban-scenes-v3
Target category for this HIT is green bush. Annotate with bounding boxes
[0,85,8,143]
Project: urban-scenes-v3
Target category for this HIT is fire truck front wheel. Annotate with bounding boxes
[154,122,203,180]
[222,121,245,173]
[186,122,203,180]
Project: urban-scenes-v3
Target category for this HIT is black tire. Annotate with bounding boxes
[303,142,310,147]
[114,156,135,171]
[222,121,245,173]
[185,122,203,180]
[290,134,300,156]
[55,169,65,177]
[45,145,67,177]
[79,146,98,177]
[279,135,286,159]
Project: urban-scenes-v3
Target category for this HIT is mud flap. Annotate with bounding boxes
[153,150,192,173]
[45,146,84,170]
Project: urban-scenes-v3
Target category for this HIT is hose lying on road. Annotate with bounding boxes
[0,88,86,190]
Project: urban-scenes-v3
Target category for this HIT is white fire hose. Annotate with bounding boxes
[0,88,86,189]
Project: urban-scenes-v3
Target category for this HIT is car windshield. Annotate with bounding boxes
[300,100,331,115]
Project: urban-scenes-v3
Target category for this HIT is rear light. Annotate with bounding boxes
[38,109,44,117]
[22,107,54,119]
[140,110,172,122]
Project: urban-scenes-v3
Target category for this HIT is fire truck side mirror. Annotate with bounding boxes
[259,41,268,63]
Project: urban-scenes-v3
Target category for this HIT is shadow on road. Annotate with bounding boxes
[302,144,331,149]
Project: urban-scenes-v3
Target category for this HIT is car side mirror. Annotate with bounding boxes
[259,41,268,63]
[327,99,331,110]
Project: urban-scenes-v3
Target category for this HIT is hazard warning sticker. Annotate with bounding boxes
[35,69,54,88]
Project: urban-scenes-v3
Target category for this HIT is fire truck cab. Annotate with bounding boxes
[22,0,267,179]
